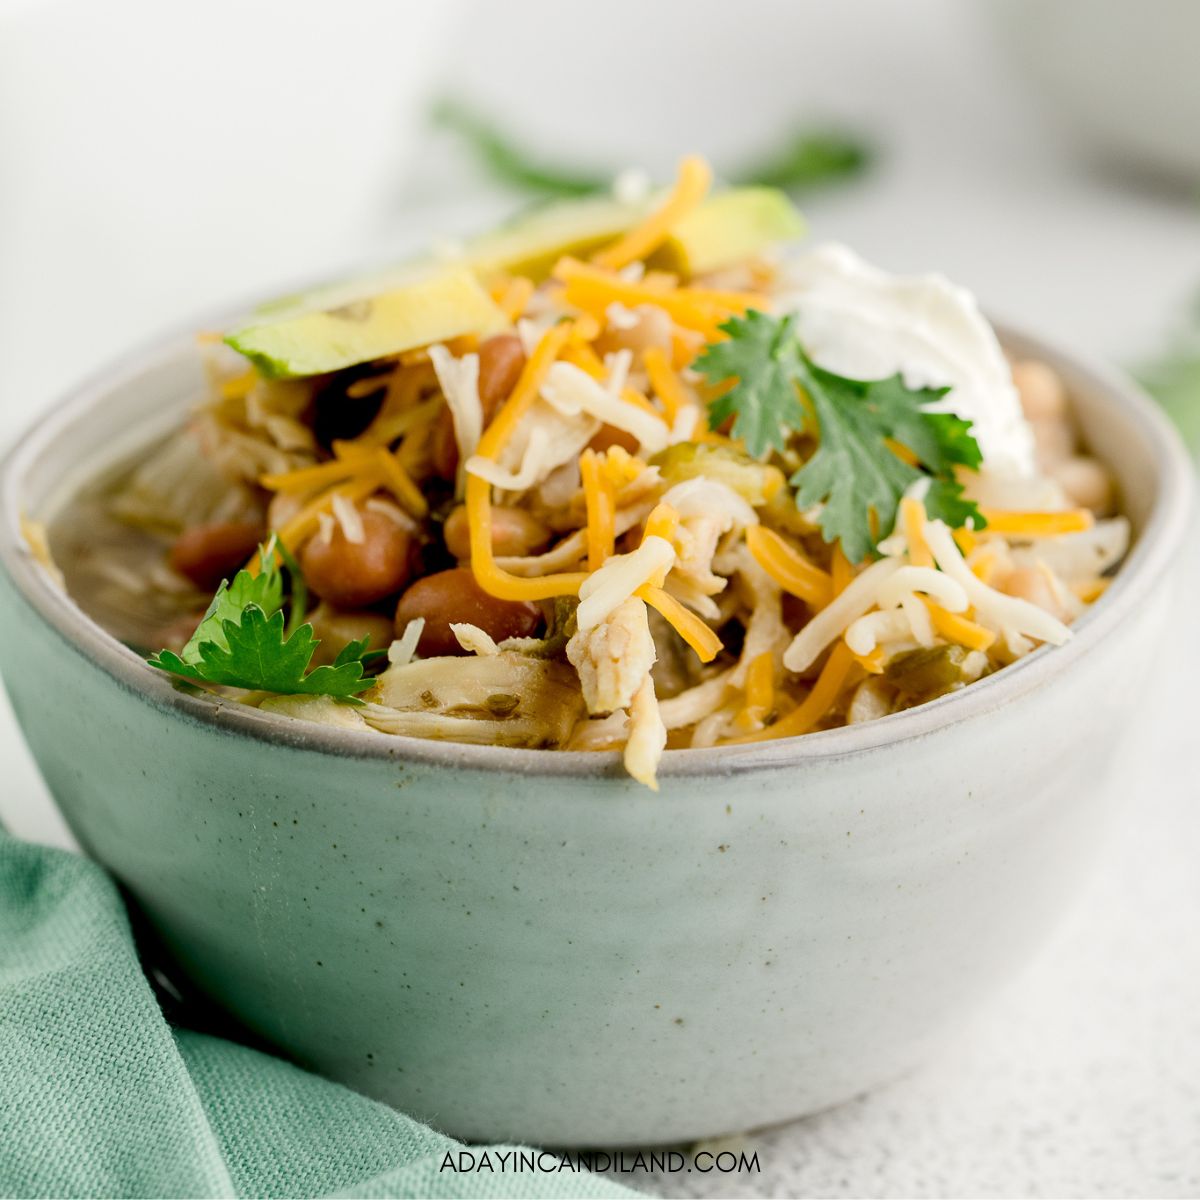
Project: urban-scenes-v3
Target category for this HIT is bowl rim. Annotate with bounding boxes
[0,312,1193,779]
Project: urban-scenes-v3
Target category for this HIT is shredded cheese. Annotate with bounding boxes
[735,651,776,730]
[579,449,615,570]
[577,537,675,630]
[643,345,692,424]
[979,508,1095,538]
[637,584,722,662]
[831,544,854,596]
[467,324,589,602]
[554,257,761,337]
[745,525,833,609]
[924,520,1072,646]
[782,556,904,673]
[372,448,428,517]
[900,496,933,568]
[592,155,713,271]
[922,599,997,652]
[733,643,856,743]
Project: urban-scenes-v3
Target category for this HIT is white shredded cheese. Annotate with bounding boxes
[387,618,425,666]
[875,566,969,612]
[450,622,501,656]
[924,520,1072,645]
[576,537,676,631]
[331,492,364,544]
[783,556,905,673]
[428,344,483,493]
[541,361,670,456]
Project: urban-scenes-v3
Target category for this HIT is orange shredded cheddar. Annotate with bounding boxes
[642,502,680,544]
[467,324,589,601]
[848,644,886,674]
[345,373,392,400]
[372,448,428,517]
[268,474,383,561]
[621,386,669,424]
[735,651,776,730]
[922,599,996,652]
[260,458,358,495]
[579,450,615,571]
[831,544,854,596]
[601,445,646,489]
[745,525,833,609]
[885,438,919,468]
[637,585,722,663]
[978,508,1095,537]
[592,155,713,271]
[497,275,534,321]
[968,548,999,584]
[732,643,855,743]
[220,370,257,402]
[562,341,606,379]
[900,496,933,567]
[1073,578,1110,604]
[554,257,758,336]
[953,527,977,556]
[643,346,691,424]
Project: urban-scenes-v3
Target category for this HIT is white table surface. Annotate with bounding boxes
[2,2,1199,1196]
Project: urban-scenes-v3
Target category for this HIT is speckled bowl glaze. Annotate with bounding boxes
[0,322,1191,1146]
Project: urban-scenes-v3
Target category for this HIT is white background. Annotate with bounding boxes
[1,2,1198,1195]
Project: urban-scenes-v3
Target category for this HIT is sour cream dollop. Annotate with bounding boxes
[776,243,1035,477]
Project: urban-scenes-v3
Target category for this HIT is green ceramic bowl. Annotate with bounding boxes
[0,323,1191,1146]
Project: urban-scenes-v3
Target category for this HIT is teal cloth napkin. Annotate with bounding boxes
[0,832,637,1200]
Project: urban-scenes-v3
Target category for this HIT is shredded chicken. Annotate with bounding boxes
[566,596,657,714]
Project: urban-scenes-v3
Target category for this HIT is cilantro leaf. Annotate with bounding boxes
[694,309,985,561]
[180,560,283,664]
[694,310,807,455]
[151,534,373,698]
[149,606,374,697]
[789,357,984,562]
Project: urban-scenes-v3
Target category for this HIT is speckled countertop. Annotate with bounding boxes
[2,2,1199,1196]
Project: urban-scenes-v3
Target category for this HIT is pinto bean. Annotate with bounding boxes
[478,334,526,415]
[300,505,412,608]
[443,504,550,560]
[394,567,541,656]
[587,425,640,456]
[170,520,264,590]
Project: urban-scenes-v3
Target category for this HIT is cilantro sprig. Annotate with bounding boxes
[148,539,378,699]
[695,310,985,562]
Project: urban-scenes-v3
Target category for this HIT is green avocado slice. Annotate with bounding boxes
[224,188,804,379]
[225,268,508,379]
[655,187,806,275]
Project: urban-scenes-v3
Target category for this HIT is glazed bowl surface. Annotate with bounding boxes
[0,320,1190,1146]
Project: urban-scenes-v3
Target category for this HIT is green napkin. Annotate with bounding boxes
[0,831,636,1200]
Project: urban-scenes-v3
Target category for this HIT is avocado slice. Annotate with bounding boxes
[466,187,804,281]
[654,187,805,275]
[225,267,508,379]
[224,187,804,378]
[465,194,651,281]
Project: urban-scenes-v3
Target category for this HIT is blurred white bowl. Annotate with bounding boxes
[991,0,1200,184]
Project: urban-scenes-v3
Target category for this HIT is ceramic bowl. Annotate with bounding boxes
[0,322,1191,1147]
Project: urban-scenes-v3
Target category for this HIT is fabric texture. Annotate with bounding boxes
[0,832,635,1200]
